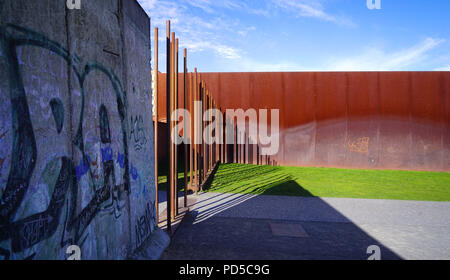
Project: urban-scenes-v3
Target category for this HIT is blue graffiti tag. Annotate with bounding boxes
[101,146,113,163]
[75,155,91,180]
[117,152,125,169]
[130,164,139,181]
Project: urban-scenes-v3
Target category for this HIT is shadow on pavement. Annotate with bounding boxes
[161,165,403,260]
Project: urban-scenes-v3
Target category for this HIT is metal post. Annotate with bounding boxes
[257,145,260,165]
[202,83,207,184]
[199,75,202,186]
[244,132,247,164]
[215,100,219,164]
[165,21,172,232]
[248,135,251,165]
[154,27,159,223]
[224,111,227,163]
[175,38,179,216]
[183,48,188,208]
[189,72,194,191]
[233,125,239,163]
[239,130,243,164]
[237,130,239,163]
[170,31,176,221]
[209,93,212,171]
[193,69,198,190]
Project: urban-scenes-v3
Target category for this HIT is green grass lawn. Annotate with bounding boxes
[201,163,450,202]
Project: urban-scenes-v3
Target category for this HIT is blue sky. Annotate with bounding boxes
[138,0,450,72]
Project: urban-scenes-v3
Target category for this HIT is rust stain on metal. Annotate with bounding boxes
[348,137,370,154]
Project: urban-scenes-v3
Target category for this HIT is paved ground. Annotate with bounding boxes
[161,192,450,260]
[158,190,185,217]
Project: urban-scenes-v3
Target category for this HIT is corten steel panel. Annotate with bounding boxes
[410,72,444,170]
[217,73,251,162]
[378,72,412,169]
[202,73,220,106]
[219,72,251,111]
[314,72,348,167]
[157,72,450,171]
[346,72,380,169]
[249,72,285,162]
[157,73,186,122]
[282,72,316,166]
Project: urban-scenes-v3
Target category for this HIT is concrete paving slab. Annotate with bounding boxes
[270,223,309,238]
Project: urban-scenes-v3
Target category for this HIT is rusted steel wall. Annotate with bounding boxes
[157,72,450,172]
[156,73,187,122]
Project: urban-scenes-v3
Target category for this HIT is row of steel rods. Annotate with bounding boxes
[153,20,278,233]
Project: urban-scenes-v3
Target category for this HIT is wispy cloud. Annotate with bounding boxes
[435,65,450,71]
[325,38,445,71]
[138,0,245,64]
[220,56,305,72]
[138,1,448,72]
[182,40,241,59]
[187,0,215,13]
[228,37,447,72]
[139,0,356,63]
[271,0,356,27]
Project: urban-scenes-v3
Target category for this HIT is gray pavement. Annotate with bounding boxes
[158,190,185,216]
[161,192,450,260]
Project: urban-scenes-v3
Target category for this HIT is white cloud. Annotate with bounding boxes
[215,45,241,59]
[138,1,447,72]
[181,40,241,59]
[325,38,445,71]
[138,0,244,62]
[435,65,450,71]
[138,0,157,10]
[271,0,356,27]
[187,0,215,13]
[226,58,305,72]
[229,37,447,72]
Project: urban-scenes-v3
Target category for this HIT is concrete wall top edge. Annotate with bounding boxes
[124,0,150,38]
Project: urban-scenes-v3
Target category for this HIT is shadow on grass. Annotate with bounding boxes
[157,158,191,192]
[202,163,316,197]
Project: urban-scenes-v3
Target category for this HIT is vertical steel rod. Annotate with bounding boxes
[154,27,159,223]
[175,37,179,216]
[193,69,198,190]
[183,48,188,208]
[165,21,172,232]
[189,72,194,191]
[170,31,176,221]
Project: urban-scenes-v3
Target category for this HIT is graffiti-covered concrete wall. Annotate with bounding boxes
[0,0,164,260]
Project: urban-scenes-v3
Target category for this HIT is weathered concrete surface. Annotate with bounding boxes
[162,192,450,260]
[157,72,450,172]
[0,0,168,260]
[130,227,170,260]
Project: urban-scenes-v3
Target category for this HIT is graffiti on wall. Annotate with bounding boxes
[129,114,148,152]
[134,202,152,250]
[0,24,154,260]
